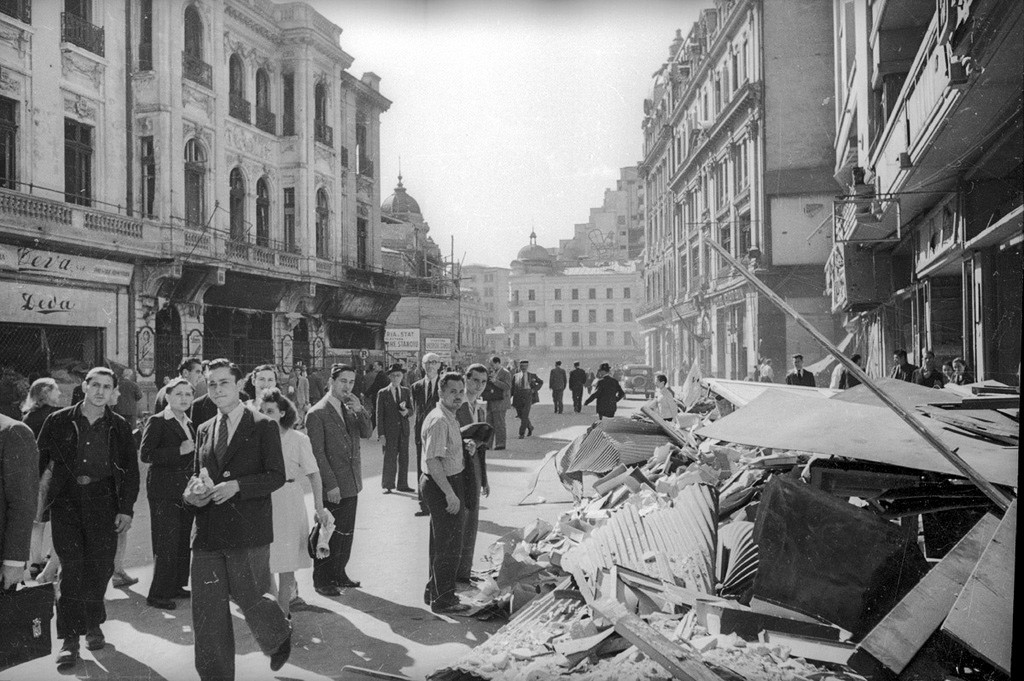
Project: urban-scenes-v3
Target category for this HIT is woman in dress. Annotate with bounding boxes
[645,374,678,419]
[22,378,62,581]
[258,388,329,617]
[140,377,196,609]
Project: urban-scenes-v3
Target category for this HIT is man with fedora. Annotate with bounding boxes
[568,361,587,413]
[375,363,413,494]
[785,354,817,387]
[584,362,625,419]
[510,359,543,439]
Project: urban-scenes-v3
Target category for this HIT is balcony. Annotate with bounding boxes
[314,121,333,147]
[825,243,893,313]
[1,0,31,24]
[255,107,276,135]
[61,12,104,57]
[229,94,251,123]
[182,52,212,89]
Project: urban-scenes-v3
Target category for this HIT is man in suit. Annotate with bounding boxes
[456,364,489,584]
[785,354,817,387]
[511,360,544,439]
[891,349,919,383]
[376,363,413,493]
[1,413,39,589]
[154,358,205,414]
[306,363,373,595]
[584,362,625,419]
[548,361,567,414]
[411,353,443,515]
[37,367,139,668]
[568,361,587,413]
[182,359,291,679]
[485,355,512,450]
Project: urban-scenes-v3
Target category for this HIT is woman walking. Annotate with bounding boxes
[140,377,197,609]
[22,378,63,582]
[258,388,329,617]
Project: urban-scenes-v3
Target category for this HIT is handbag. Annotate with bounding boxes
[0,582,55,671]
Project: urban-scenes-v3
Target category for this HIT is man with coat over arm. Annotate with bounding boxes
[376,363,413,493]
[182,359,291,680]
[485,356,512,450]
[1,412,39,590]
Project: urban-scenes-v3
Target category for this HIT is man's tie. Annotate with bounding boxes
[214,413,229,465]
[393,385,400,404]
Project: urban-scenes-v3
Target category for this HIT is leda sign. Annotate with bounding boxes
[0,245,133,286]
[1,281,118,327]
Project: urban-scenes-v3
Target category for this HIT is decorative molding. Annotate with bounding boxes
[314,143,334,164]
[64,93,98,122]
[314,171,329,188]
[224,4,281,45]
[0,67,22,94]
[223,32,255,62]
[0,22,28,57]
[138,262,182,298]
[136,117,154,135]
[182,119,214,149]
[61,49,105,89]
[182,81,213,117]
[356,202,369,219]
[225,121,274,163]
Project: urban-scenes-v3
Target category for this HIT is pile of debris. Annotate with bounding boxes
[433,376,1015,681]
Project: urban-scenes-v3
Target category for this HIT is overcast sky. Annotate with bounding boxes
[310,0,701,268]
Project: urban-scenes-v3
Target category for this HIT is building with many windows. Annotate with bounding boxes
[637,0,842,383]
[0,0,399,393]
[559,166,645,262]
[507,232,643,372]
[825,0,1021,383]
[461,263,512,358]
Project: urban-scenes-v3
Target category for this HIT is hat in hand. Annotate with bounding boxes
[460,421,494,445]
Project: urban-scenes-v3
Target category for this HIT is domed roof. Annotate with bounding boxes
[381,175,421,215]
[516,231,553,262]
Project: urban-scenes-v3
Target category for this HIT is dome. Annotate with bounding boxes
[381,174,421,215]
[516,231,553,262]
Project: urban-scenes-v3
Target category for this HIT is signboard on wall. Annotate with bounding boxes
[385,328,421,353]
[424,337,453,363]
[137,327,156,377]
[0,281,118,326]
[0,245,133,286]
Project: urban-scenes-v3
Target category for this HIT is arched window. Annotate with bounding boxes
[229,54,245,97]
[256,177,270,247]
[229,167,245,240]
[184,5,203,59]
[313,81,331,145]
[184,139,206,227]
[255,68,270,111]
[315,188,329,259]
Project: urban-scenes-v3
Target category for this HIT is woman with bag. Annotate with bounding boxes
[258,388,330,618]
[139,377,197,609]
[22,378,62,583]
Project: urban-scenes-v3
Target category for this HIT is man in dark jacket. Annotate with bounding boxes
[511,360,543,438]
[1,413,39,589]
[912,350,947,388]
[890,349,918,383]
[37,367,140,668]
[584,363,625,419]
[183,359,291,679]
[410,353,443,515]
[548,361,567,414]
[375,364,413,493]
[568,361,587,413]
[784,354,817,387]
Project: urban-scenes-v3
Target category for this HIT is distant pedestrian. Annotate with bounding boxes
[785,354,816,387]
[830,354,863,390]
[511,360,543,438]
[758,358,775,383]
[646,374,677,419]
[376,364,413,494]
[294,365,310,419]
[0,367,27,420]
[22,378,62,580]
[548,361,567,414]
[364,362,389,429]
[568,361,587,413]
[114,369,143,430]
[912,350,947,389]
[890,349,918,383]
[585,363,625,419]
[584,369,595,394]
[485,356,512,450]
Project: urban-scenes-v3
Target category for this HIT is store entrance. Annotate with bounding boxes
[0,322,104,381]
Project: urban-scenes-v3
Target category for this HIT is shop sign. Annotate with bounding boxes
[0,281,118,325]
[137,327,156,377]
[385,328,420,352]
[0,245,133,286]
[281,334,294,369]
[187,330,204,358]
[424,337,453,363]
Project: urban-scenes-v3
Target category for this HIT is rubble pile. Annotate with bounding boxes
[432,379,1016,681]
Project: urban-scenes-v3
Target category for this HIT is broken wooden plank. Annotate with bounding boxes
[918,405,1018,444]
[941,500,1015,675]
[758,630,856,665]
[591,598,724,681]
[855,512,1000,674]
[696,599,842,641]
[341,666,412,680]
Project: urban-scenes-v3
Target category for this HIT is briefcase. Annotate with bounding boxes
[0,582,55,670]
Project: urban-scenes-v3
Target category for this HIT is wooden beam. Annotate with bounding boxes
[641,404,691,449]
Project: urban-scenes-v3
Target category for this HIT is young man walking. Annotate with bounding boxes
[548,361,567,414]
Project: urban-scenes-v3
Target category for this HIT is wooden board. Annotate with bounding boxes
[942,501,1015,675]
[856,512,999,674]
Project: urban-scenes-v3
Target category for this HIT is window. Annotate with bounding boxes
[283,187,295,251]
[63,0,104,56]
[314,82,332,146]
[623,308,633,322]
[624,287,631,299]
[184,4,203,59]
[1,97,18,190]
[606,287,613,299]
[0,0,30,23]
[138,0,153,70]
[554,310,562,323]
[356,119,372,175]
[484,273,494,283]
[571,310,579,323]
[571,288,579,300]
[184,138,206,226]
[588,309,597,323]
[528,333,536,347]
[739,214,752,255]
[606,309,614,323]
[554,332,563,347]
[229,167,245,240]
[606,331,615,346]
[527,310,536,323]
[528,289,535,301]
[255,68,274,134]
[554,288,561,300]
[357,217,368,269]
[282,72,295,135]
[315,188,329,258]
[512,290,520,303]
[140,136,155,217]
[588,288,596,300]
[720,223,732,258]
[513,311,520,324]
[624,331,633,346]
[588,332,597,346]
[228,54,249,122]
[733,139,748,190]
[255,177,270,246]
[64,118,93,206]
[514,334,520,348]
[571,331,580,347]
[484,287,493,297]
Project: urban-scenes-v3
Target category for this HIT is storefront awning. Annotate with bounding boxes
[701,377,838,407]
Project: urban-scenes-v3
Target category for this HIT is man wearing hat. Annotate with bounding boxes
[568,361,587,413]
[510,360,543,438]
[785,354,817,387]
[376,363,413,494]
[584,362,625,419]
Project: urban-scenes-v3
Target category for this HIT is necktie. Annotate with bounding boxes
[214,413,229,465]
[393,386,400,404]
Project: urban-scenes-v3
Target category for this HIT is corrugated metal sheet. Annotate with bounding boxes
[717,520,759,598]
[558,418,671,476]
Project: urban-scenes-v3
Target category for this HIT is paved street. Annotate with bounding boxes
[5,392,647,681]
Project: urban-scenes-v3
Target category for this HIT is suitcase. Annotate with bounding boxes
[0,582,55,670]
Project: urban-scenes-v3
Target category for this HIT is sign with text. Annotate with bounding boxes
[424,337,453,363]
[0,281,118,326]
[385,328,421,352]
[0,245,133,286]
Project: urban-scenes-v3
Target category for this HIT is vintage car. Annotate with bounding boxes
[620,364,655,398]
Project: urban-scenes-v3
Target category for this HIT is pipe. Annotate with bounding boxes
[704,237,1013,512]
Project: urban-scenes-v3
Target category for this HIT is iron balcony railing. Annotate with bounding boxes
[61,12,104,56]
[182,51,212,89]
[229,94,251,123]
[255,107,276,135]
[314,121,333,147]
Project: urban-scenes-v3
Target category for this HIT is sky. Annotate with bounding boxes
[310,0,702,268]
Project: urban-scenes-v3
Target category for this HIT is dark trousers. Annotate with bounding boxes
[516,402,534,436]
[458,472,481,581]
[313,495,357,587]
[420,474,465,607]
[191,544,290,681]
[552,389,564,413]
[381,424,410,490]
[50,480,118,639]
[486,404,507,448]
[571,388,584,412]
[148,496,193,599]
[414,436,428,511]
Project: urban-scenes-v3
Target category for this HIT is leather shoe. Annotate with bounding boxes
[173,588,191,599]
[269,634,291,672]
[383,488,393,494]
[414,509,430,517]
[431,602,471,615]
[85,627,105,651]
[56,638,79,667]
[111,570,138,588]
[518,434,524,439]
[147,596,176,610]
[314,585,342,597]
[528,427,534,436]
[493,446,505,450]
[336,577,361,588]
[396,486,414,493]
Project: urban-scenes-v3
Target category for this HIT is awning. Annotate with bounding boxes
[696,389,1017,487]
[831,377,965,409]
[701,377,838,407]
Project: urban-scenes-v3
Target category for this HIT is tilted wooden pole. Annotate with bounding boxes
[704,238,1013,512]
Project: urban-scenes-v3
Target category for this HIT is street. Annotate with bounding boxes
[5,392,648,681]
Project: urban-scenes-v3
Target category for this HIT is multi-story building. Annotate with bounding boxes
[636,0,841,384]
[0,0,398,392]
[826,0,1021,382]
[461,264,511,333]
[559,167,645,262]
[508,232,644,371]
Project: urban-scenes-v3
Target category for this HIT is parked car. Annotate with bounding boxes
[620,364,655,398]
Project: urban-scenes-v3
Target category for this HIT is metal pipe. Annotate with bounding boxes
[704,237,1013,512]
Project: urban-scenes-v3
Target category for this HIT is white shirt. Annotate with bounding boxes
[160,405,193,441]
[212,402,246,445]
